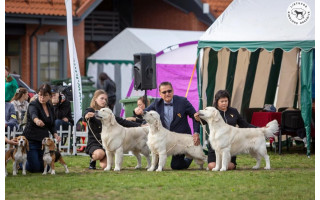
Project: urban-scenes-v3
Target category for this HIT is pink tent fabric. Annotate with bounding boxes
[147,64,199,133]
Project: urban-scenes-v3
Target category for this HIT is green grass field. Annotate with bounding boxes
[5,148,314,200]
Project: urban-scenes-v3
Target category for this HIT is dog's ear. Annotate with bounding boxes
[26,138,29,151]
[41,143,44,150]
[110,114,116,125]
[49,140,55,151]
[213,110,220,122]
[155,119,161,132]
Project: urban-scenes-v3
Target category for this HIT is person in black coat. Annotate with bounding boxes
[84,89,141,169]
[51,87,74,145]
[51,86,74,130]
[145,81,200,170]
[23,84,61,173]
[98,72,116,111]
[195,90,256,170]
[126,96,150,125]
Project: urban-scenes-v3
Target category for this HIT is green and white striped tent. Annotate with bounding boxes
[197,0,315,155]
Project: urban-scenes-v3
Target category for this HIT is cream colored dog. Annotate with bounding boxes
[95,108,151,171]
[143,110,206,172]
[198,107,279,171]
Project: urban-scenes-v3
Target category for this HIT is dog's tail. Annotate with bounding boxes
[264,120,279,138]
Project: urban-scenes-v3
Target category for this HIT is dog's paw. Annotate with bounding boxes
[22,171,26,175]
[51,171,55,175]
[212,167,219,171]
[155,168,163,172]
[42,172,47,175]
[114,168,120,171]
[252,166,259,170]
[65,170,69,174]
[147,167,154,171]
[219,168,227,171]
[12,172,17,176]
[264,166,271,170]
[135,165,141,169]
[206,167,209,171]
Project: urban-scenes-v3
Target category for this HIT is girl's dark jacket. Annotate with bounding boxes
[84,107,140,153]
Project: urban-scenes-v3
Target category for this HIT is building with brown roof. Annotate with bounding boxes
[5,0,231,89]
[5,0,102,88]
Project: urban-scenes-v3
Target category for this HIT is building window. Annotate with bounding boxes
[37,31,67,87]
[39,40,61,84]
[5,39,21,74]
[40,41,61,83]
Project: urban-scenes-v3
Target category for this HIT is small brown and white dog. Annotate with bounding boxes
[5,136,29,176]
[42,137,69,175]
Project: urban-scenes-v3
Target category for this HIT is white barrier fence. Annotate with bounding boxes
[5,125,88,156]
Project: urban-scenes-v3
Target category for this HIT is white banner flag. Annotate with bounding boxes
[65,0,83,124]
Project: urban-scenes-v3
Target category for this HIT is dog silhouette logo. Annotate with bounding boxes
[287,1,311,25]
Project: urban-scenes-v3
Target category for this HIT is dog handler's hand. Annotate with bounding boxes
[35,119,45,127]
[85,112,95,120]
[194,112,200,122]
[193,133,200,146]
[53,133,61,143]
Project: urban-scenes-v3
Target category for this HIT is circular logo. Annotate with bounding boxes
[287,1,311,25]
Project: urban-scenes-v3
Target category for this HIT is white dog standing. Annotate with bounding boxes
[95,108,151,171]
[143,110,206,172]
[199,107,278,171]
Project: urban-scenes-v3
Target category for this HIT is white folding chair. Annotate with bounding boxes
[57,125,72,155]
[5,126,23,151]
[72,128,88,156]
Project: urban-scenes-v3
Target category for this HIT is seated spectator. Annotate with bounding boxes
[126,96,150,125]
[5,102,19,132]
[20,95,38,130]
[51,86,74,130]
[5,66,19,102]
[10,88,29,126]
[51,86,73,144]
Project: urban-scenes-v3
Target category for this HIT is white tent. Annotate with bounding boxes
[197,0,314,155]
[87,28,203,116]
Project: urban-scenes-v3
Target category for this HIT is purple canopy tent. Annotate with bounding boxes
[123,41,199,132]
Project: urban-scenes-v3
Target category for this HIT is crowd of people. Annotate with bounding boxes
[5,67,255,173]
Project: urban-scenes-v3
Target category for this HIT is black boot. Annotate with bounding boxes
[89,159,96,170]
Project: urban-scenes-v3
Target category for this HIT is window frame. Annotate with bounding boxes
[37,31,67,86]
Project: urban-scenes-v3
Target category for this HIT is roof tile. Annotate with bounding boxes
[5,0,95,17]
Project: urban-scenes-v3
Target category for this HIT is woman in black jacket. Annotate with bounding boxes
[23,84,61,173]
[84,89,141,169]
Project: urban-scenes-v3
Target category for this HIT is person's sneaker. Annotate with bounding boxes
[89,159,96,170]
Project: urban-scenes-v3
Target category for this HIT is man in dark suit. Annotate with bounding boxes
[145,81,200,170]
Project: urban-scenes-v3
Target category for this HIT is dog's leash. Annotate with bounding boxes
[86,118,103,146]
[86,117,125,152]
[199,119,209,137]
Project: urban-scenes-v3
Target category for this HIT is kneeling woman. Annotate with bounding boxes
[84,89,141,169]
[23,84,61,172]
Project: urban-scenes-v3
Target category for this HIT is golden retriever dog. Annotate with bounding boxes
[198,107,279,171]
[95,108,151,171]
[143,111,206,172]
